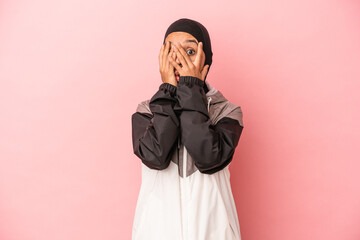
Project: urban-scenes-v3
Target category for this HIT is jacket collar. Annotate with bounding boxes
[204,80,227,104]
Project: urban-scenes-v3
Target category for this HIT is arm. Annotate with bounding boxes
[131,82,179,170]
[175,76,244,174]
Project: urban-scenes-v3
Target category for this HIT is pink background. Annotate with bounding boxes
[1,0,359,239]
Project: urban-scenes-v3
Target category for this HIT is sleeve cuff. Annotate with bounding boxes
[179,76,204,87]
[159,82,177,95]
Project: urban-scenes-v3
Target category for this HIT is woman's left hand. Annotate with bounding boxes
[168,42,209,81]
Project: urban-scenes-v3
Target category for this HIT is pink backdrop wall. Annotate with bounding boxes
[1,0,359,239]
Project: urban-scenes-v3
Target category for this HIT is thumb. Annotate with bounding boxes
[201,65,209,80]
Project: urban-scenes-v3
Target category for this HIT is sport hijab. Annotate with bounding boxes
[163,18,213,93]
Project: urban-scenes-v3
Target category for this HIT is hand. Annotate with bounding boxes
[168,41,209,81]
[159,41,177,87]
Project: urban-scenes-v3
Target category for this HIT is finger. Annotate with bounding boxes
[201,64,209,80]
[159,43,165,69]
[174,42,192,67]
[162,41,170,67]
[168,54,182,73]
[194,42,204,67]
[165,48,174,70]
[170,50,177,71]
[173,43,189,69]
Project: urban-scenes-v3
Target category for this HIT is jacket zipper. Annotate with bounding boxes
[182,144,188,239]
[181,96,212,239]
[183,146,187,178]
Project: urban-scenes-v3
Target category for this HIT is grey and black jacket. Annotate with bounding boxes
[131,75,244,175]
[131,76,244,240]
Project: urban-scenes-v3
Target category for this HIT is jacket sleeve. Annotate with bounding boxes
[131,82,180,170]
[175,76,244,174]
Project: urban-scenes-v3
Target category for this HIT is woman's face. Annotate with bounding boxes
[164,31,205,71]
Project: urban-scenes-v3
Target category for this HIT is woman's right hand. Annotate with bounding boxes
[159,41,177,87]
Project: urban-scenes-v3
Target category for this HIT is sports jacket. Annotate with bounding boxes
[131,76,244,240]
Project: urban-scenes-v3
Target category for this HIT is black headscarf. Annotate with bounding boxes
[163,18,213,93]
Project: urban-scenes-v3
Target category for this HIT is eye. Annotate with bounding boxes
[186,49,195,55]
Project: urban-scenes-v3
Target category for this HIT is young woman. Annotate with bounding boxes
[131,18,244,240]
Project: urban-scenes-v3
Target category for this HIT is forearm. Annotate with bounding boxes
[175,76,243,174]
[132,82,180,170]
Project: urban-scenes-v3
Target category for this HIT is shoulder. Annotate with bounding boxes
[135,99,152,115]
[215,99,244,127]
[226,102,244,127]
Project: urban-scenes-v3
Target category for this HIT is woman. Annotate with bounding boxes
[131,18,244,240]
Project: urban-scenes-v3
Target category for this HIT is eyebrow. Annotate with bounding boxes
[169,39,198,45]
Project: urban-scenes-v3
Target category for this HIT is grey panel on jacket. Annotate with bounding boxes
[132,77,244,176]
